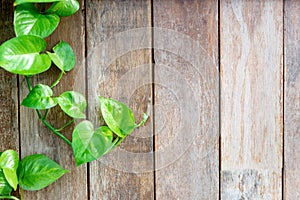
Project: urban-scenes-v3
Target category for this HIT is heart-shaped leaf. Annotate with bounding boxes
[99,97,137,138]
[47,0,80,17]
[0,170,12,195]
[18,154,69,191]
[0,150,19,190]
[14,3,60,38]
[0,35,51,75]
[72,121,114,166]
[47,41,76,72]
[21,84,57,110]
[14,0,60,6]
[56,91,86,118]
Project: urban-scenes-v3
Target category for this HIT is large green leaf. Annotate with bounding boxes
[0,170,12,195]
[18,154,69,191]
[47,0,80,17]
[14,3,60,38]
[56,91,86,118]
[0,150,19,190]
[99,97,137,138]
[72,121,114,166]
[0,35,51,75]
[47,41,76,72]
[14,0,60,6]
[21,84,57,110]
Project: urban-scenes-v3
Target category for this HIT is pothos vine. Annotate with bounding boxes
[0,0,147,199]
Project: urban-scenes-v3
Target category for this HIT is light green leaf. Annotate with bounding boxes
[99,97,136,138]
[14,3,60,38]
[14,0,60,6]
[0,150,19,191]
[47,0,80,17]
[47,41,76,72]
[21,84,57,110]
[0,170,12,195]
[56,91,86,118]
[18,154,69,191]
[72,121,114,166]
[0,35,51,75]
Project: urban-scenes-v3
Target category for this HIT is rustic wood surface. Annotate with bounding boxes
[0,0,19,152]
[86,0,154,199]
[284,0,300,199]
[153,0,219,199]
[220,0,283,199]
[19,0,88,199]
[0,0,299,199]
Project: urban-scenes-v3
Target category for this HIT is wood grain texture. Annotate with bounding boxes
[284,0,300,199]
[86,0,154,199]
[0,0,19,152]
[19,1,87,199]
[153,0,219,199]
[220,0,283,199]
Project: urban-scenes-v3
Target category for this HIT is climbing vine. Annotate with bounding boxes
[0,0,147,199]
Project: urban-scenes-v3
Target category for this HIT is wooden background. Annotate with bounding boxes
[0,0,299,199]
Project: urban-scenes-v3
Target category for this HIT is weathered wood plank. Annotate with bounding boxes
[284,0,300,199]
[153,0,219,199]
[86,0,153,199]
[19,1,87,199]
[220,0,283,199]
[0,0,19,152]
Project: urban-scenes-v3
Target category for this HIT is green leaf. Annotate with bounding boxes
[0,150,19,190]
[14,0,60,6]
[0,170,12,195]
[18,154,69,191]
[99,97,136,138]
[72,121,114,166]
[47,0,80,17]
[56,91,86,119]
[21,84,57,110]
[47,41,76,72]
[0,35,51,75]
[14,3,60,38]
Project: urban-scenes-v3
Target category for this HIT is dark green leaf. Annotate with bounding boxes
[0,170,12,195]
[72,121,114,166]
[18,154,69,191]
[21,84,57,110]
[0,35,51,75]
[47,0,80,17]
[0,150,19,190]
[14,0,60,6]
[14,3,60,38]
[56,91,86,118]
[99,97,136,138]
[47,41,76,72]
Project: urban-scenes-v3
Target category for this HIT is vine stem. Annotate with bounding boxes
[0,196,20,200]
[24,76,72,146]
[56,119,74,131]
[50,71,64,88]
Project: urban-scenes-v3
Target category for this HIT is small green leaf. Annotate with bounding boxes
[21,84,57,110]
[47,0,80,17]
[0,35,51,75]
[99,97,136,138]
[0,170,12,195]
[14,0,60,6]
[72,121,114,166]
[56,91,86,119]
[18,154,69,191]
[47,41,76,72]
[14,3,60,38]
[0,150,19,191]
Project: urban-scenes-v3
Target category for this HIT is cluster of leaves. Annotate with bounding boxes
[0,150,68,199]
[0,0,147,198]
